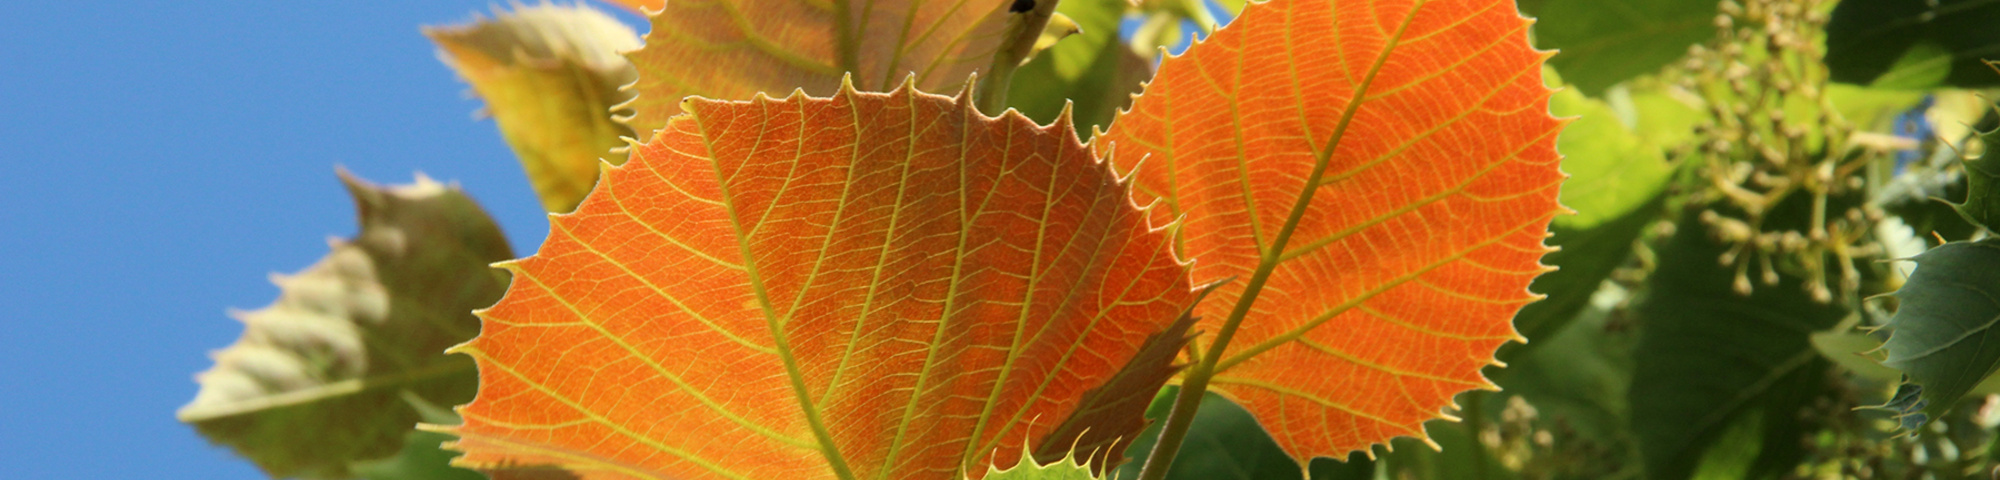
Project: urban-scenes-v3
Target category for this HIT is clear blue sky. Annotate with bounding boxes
[0,2,635,477]
[0,2,1215,478]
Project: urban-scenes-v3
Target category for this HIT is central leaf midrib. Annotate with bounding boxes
[690,104,860,480]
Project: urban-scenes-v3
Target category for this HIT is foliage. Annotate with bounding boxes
[425,4,640,213]
[1098,0,1561,470]
[182,0,2000,479]
[179,172,512,479]
[1518,0,1718,96]
[1826,0,2000,89]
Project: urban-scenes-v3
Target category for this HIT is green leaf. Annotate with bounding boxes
[978,446,1101,480]
[1874,240,2000,427]
[1005,0,1151,137]
[1117,388,1311,480]
[1522,0,1718,96]
[1487,300,1645,478]
[1630,204,1846,480]
[1813,329,2000,396]
[1956,121,2000,232]
[349,393,486,480]
[1377,418,1515,480]
[426,3,641,213]
[1496,301,1636,446]
[1113,386,1378,480]
[1510,76,1678,347]
[1827,0,2000,89]
[178,172,514,478]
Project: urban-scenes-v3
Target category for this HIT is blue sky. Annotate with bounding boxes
[0,2,1217,478]
[0,2,620,477]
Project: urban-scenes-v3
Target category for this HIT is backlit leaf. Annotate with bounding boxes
[437,83,1198,480]
[979,446,1100,480]
[179,172,514,478]
[427,4,642,213]
[621,0,1024,139]
[1095,0,1564,463]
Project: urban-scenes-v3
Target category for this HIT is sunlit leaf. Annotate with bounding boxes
[979,445,1100,480]
[427,4,642,213]
[1096,0,1564,463]
[437,83,1198,480]
[621,0,1028,138]
[179,172,514,479]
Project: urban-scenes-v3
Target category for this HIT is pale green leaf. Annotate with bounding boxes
[179,172,513,479]
[426,3,641,213]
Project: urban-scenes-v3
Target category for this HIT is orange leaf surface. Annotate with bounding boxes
[599,0,662,13]
[438,83,1197,480]
[1096,0,1563,462]
[620,0,1021,139]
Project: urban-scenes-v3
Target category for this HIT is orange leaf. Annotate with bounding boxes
[1096,0,1563,462]
[621,0,1020,139]
[598,0,662,13]
[437,83,1197,480]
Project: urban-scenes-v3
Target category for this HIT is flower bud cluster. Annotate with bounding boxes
[1673,0,1882,302]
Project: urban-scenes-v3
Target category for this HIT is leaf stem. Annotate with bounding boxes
[1132,4,1429,478]
[974,0,1062,115]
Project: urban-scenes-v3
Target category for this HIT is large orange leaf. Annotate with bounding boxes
[1096,0,1563,463]
[437,83,1197,480]
[619,0,1025,139]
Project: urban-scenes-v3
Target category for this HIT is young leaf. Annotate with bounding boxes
[179,172,514,479]
[437,83,1198,480]
[979,446,1101,480]
[1874,240,2000,427]
[427,4,642,213]
[621,0,1023,138]
[1095,0,1564,463]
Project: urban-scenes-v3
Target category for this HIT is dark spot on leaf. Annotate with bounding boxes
[1010,0,1035,13]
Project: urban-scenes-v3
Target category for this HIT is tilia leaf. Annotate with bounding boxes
[1875,240,2000,427]
[436,83,1199,480]
[620,0,1026,139]
[1095,0,1565,464]
[179,172,514,479]
[426,3,642,213]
